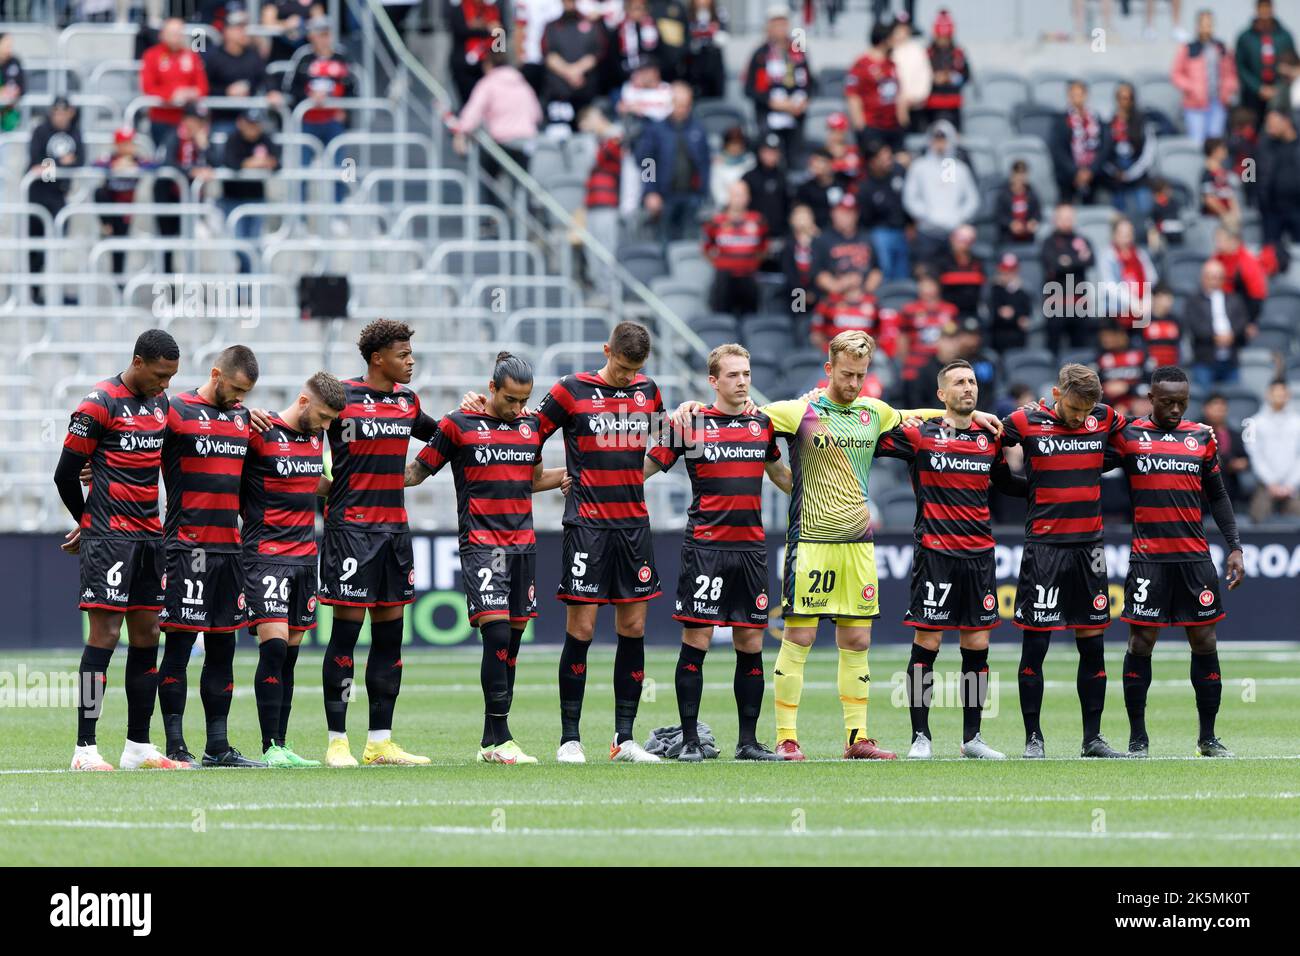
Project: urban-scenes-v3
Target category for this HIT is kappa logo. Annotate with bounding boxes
[497,423,511,430]
[82,588,94,600]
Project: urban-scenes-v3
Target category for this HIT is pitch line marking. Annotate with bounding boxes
[1,817,1299,843]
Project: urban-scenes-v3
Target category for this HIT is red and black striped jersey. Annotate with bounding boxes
[648,407,780,550]
[876,420,1009,556]
[63,374,167,539]
[702,211,769,275]
[162,391,250,551]
[585,134,622,209]
[1001,401,1125,545]
[417,411,541,553]
[325,378,436,533]
[1108,418,1221,562]
[241,415,325,564]
[535,371,664,528]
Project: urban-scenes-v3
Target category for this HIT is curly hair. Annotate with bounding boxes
[357,319,415,365]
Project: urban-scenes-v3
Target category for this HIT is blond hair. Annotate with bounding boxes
[828,329,876,363]
[707,343,750,378]
[1057,363,1102,405]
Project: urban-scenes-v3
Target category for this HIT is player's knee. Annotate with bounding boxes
[732,629,763,654]
[682,628,712,651]
[1187,627,1217,655]
[913,631,942,652]
[1127,629,1157,656]
[958,631,989,651]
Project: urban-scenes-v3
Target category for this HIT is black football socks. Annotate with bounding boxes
[366,618,404,732]
[480,619,513,747]
[76,644,113,747]
[613,634,645,745]
[123,644,158,745]
[907,642,939,738]
[158,631,196,753]
[1076,635,1107,742]
[960,646,990,743]
[255,636,288,752]
[558,633,590,743]
[1191,651,1223,741]
[1018,634,1050,742]
[675,643,706,745]
[322,615,362,734]
[200,633,235,754]
[1122,651,1153,743]
[734,649,764,746]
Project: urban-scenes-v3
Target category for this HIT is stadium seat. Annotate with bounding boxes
[974,72,1031,114]
[784,353,829,394]
[670,255,715,289]
[961,106,1014,143]
[1239,350,1282,396]
[617,242,669,290]
[1251,327,1296,356]
[1027,71,1073,111]
[743,316,797,360]
[649,277,705,323]
[960,137,999,182]
[1164,249,1210,296]
[1135,71,1185,133]
[1013,103,1060,146]
[1156,137,1203,198]
[693,99,750,141]
[995,136,1058,206]
[748,356,783,396]
[1220,384,1265,426]
[874,486,917,531]
[1083,72,1127,114]
[1058,347,1097,369]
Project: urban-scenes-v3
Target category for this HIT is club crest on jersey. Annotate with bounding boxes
[1093,593,1108,610]
[1199,589,1214,607]
[519,423,532,439]
[408,569,416,586]
[310,435,320,449]
[237,593,246,610]
[1084,415,1098,431]
[756,592,768,610]
[398,396,409,411]
[153,407,165,423]
[528,584,536,603]
[1184,436,1199,451]
[983,593,996,611]
[235,416,245,430]
[638,565,652,583]
[976,434,989,450]
[859,409,872,425]
[748,421,761,436]
[633,391,647,407]
[307,596,317,612]
[862,584,876,601]
[160,574,167,589]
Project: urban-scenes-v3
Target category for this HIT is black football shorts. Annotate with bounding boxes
[1014,542,1111,631]
[160,548,247,632]
[319,529,415,608]
[905,549,1000,631]
[245,560,319,632]
[557,525,660,604]
[1121,559,1224,628]
[78,536,165,613]
[673,545,769,629]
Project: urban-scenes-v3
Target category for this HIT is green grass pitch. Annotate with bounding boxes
[1,643,1297,865]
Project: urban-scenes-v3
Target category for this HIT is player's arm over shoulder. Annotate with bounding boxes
[761,399,809,436]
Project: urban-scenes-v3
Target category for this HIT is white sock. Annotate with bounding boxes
[327,731,347,743]
[367,730,391,744]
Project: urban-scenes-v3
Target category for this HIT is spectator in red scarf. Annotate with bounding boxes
[140,18,209,149]
[1170,9,1238,144]
[448,0,504,106]
[684,0,728,99]
[1099,82,1157,221]
[1235,0,1295,124]
[1049,79,1102,205]
[743,6,814,158]
[846,20,905,154]
[1040,203,1096,353]
[703,180,769,317]
[923,8,970,131]
[994,159,1042,246]
[612,0,662,89]
[781,203,819,318]
[1186,258,1252,388]
[1098,216,1157,331]
[1200,137,1240,227]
